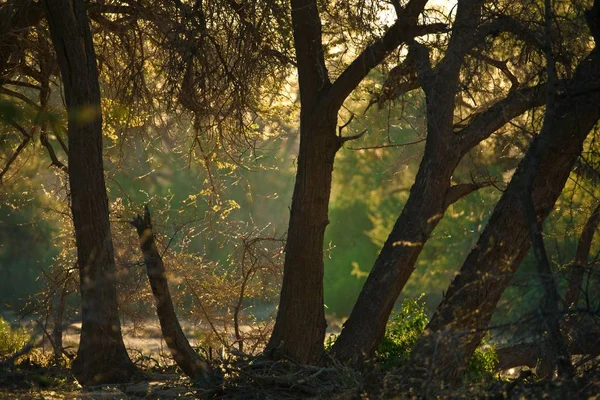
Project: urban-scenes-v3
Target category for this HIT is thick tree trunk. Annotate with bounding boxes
[410,46,600,385]
[43,0,136,385]
[266,116,340,363]
[130,206,215,382]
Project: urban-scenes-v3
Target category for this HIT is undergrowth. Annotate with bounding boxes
[327,295,498,381]
[0,316,29,358]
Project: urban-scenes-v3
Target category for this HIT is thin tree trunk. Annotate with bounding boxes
[130,206,215,382]
[43,0,136,384]
[52,281,68,363]
[410,44,600,384]
[565,202,600,308]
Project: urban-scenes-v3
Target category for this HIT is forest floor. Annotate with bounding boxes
[1,319,599,399]
[2,354,600,399]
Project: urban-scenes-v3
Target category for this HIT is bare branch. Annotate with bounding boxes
[323,0,447,111]
[0,136,30,183]
[339,129,367,144]
[457,83,547,152]
[443,181,492,209]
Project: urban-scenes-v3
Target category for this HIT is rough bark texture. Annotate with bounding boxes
[266,111,340,362]
[565,202,600,307]
[410,45,600,384]
[131,206,215,382]
[43,0,136,385]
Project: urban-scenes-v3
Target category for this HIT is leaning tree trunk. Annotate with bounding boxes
[43,0,136,384]
[131,206,216,382]
[332,0,484,364]
[410,44,600,385]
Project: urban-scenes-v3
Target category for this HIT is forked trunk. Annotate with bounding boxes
[43,0,136,384]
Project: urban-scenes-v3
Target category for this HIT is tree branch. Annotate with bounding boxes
[323,0,447,111]
[0,136,29,183]
[456,83,547,152]
[291,0,329,110]
[565,201,600,307]
[443,181,492,209]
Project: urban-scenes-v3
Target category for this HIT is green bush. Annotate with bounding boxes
[375,295,429,370]
[464,336,498,382]
[0,316,30,358]
[326,295,498,379]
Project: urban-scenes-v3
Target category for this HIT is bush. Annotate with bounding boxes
[464,336,498,382]
[0,316,30,358]
[376,295,429,370]
[326,295,498,379]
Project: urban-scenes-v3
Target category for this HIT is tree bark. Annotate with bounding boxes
[409,45,600,384]
[43,0,136,385]
[518,1,574,376]
[266,115,340,362]
[130,206,216,382]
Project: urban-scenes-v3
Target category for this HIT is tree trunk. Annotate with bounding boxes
[496,331,600,372]
[331,139,460,363]
[410,46,600,385]
[43,0,136,385]
[267,0,439,362]
[130,206,216,382]
[331,0,486,364]
[266,116,340,363]
[565,202,600,307]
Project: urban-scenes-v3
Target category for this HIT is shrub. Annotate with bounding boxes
[0,316,30,358]
[376,294,429,370]
[326,295,498,379]
[464,336,498,382]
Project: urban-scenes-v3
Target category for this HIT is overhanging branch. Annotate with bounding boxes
[323,0,447,111]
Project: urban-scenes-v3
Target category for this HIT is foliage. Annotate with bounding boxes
[464,338,499,383]
[339,295,498,380]
[0,317,29,358]
[376,295,428,370]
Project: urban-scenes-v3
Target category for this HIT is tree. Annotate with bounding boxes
[332,0,560,363]
[266,0,446,363]
[42,0,137,384]
[130,206,215,381]
[410,5,600,381]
